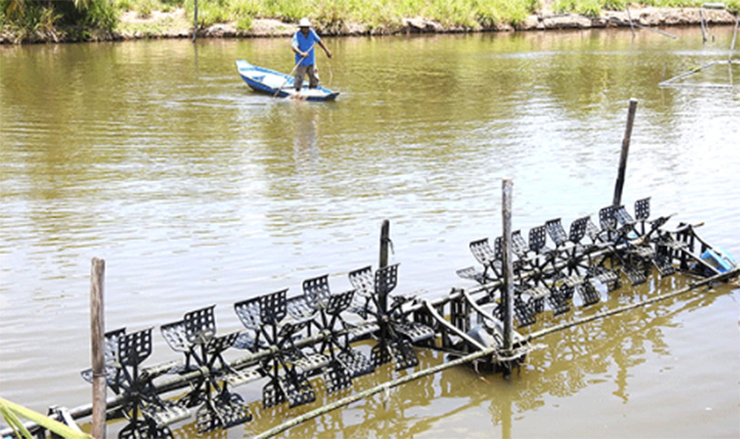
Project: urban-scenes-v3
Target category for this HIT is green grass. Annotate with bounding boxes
[138,0,543,33]
[177,0,731,30]
[554,0,606,16]
[1,397,93,439]
[2,0,736,42]
[1,0,116,42]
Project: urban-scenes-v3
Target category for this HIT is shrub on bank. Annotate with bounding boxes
[171,0,543,34]
[0,0,116,42]
[139,0,738,32]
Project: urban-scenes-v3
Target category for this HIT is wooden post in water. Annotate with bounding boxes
[192,0,198,43]
[501,180,514,353]
[378,220,391,316]
[379,219,390,269]
[730,14,739,63]
[613,98,638,207]
[378,220,391,344]
[90,258,106,439]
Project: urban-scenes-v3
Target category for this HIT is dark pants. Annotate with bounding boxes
[295,64,319,91]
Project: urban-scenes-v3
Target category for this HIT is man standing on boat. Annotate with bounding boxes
[292,18,332,93]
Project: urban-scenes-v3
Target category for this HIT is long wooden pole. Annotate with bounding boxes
[192,0,198,43]
[730,14,739,63]
[379,219,390,269]
[273,44,314,98]
[613,98,638,207]
[658,61,724,88]
[501,180,514,352]
[90,258,106,439]
[626,7,636,37]
[378,219,391,330]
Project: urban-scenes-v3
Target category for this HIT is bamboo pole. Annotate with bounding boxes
[700,9,708,43]
[613,98,638,207]
[501,180,514,352]
[90,258,106,439]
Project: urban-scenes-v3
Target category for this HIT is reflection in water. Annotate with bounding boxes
[292,103,321,172]
[193,41,200,75]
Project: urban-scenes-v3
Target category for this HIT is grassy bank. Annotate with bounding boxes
[118,0,740,31]
[1,0,739,43]
[182,0,539,31]
[0,0,117,42]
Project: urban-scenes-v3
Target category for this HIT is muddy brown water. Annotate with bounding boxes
[1,26,738,438]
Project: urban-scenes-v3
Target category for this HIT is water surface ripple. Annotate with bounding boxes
[1,27,738,438]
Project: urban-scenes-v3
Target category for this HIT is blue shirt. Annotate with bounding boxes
[292,29,321,66]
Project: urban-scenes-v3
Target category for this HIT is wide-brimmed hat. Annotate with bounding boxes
[298,17,311,27]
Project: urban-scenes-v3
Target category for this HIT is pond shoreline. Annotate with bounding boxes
[1,6,738,44]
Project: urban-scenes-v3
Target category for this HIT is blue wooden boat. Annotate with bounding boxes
[235,59,339,101]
